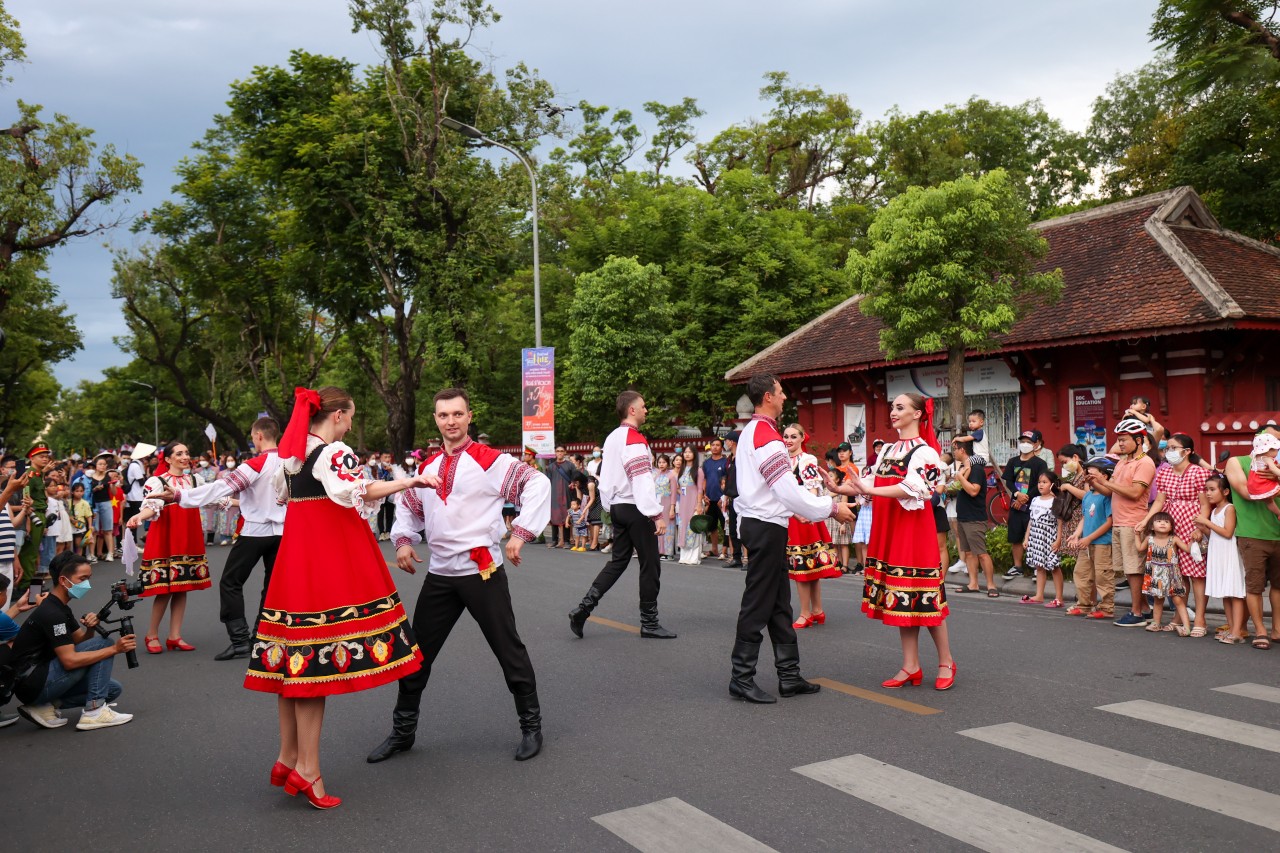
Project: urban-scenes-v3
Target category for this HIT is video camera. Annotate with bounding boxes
[92,577,145,670]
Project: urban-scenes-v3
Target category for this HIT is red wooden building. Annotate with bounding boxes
[726,187,1280,468]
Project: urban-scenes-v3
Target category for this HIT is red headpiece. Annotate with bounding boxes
[279,387,323,464]
[154,450,169,477]
[920,398,942,454]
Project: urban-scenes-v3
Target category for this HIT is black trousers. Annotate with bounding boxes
[398,566,535,697]
[377,500,395,535]
[735,518,796,645]
[590,503,661,603]
[726,502,743,561]
[219,534,280,624]
[122,500,142,531]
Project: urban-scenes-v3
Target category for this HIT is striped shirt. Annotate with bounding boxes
[0,504,16,561]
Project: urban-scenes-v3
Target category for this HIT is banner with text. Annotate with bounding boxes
[885,358,1020,399]
[1070,386,1110,460]
[521,347,556,456]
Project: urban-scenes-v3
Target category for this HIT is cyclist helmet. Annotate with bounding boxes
[1083,456,1115,476]
[1113,417,1148,436]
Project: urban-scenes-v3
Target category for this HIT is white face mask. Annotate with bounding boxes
[404,459,414,468]
[1018,442,1035,454]
[1164,449,1185,466]
[199,461,209,468]
[227,461,237,469]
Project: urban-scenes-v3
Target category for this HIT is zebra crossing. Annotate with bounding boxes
[592,682,1280,851]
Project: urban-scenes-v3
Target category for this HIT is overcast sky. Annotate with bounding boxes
[7,0,1162,388]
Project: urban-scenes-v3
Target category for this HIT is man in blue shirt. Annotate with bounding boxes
[701,438,729,558]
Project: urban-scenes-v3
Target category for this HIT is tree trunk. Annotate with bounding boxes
[947,345,966,441]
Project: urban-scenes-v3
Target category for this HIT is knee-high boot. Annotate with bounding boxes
[568,586,603,638]
[728,639,775,704]
[367,689,422,763]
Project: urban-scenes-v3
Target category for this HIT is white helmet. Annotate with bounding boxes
[1113,417,1148,436]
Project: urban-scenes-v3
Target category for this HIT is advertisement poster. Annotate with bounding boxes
[521,347,556,455]
[843,404,868,468]
[885,358,1020,399]
[1070,386,1109,459]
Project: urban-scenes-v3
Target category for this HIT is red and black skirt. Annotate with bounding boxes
[786,517,842,582]
[862,486,948,627]
[140,504,211,596]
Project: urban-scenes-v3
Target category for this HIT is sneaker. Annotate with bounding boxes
[0,711,19,728]
[18,704,68,729]
[104,555,114,563]
[86,554,98,563]
[947,560,967,574]
[1003,566,1023,579]
[1113,612,1149,628]
[76,705,133,731]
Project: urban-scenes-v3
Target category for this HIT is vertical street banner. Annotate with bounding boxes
[521,347,556,455]
[1070,386,1109,460]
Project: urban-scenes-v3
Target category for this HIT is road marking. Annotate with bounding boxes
[960,722,1280,832]
[1213,682,1280,704]
[793,754,1124,852]
[810,677,943,715]
[592,797,778,853]
[1097,700,1280,754]
[587,615,641,634]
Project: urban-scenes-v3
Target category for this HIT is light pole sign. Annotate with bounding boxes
[521,347,556,456]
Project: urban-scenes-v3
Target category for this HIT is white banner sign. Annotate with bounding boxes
[885,358,1020,399]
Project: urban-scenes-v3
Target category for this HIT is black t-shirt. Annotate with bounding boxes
[89,474,111,504]
[1003,455,1048,514]
[10,594,78,703]
[954,463,987,522]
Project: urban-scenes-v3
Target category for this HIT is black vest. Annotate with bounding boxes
[285,444,329,501]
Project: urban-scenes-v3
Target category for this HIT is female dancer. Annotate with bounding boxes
[783,424,841,627]
[828,394,955,690]
[127,444,214,653]
[244,386,433,809]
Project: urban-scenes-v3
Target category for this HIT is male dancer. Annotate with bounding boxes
[567,390,674,639]
[369,388,550,764]
[730,374,855,704]
[169,417,283,660]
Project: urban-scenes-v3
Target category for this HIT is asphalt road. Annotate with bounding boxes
[7,538,1280,852]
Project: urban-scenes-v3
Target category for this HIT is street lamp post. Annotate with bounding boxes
[441,116,542,348]
[128,380,159,446]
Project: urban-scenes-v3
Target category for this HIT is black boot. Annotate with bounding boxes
[213,618,252,661]
[367,690,421,763]
[639,601,677,639]
[728,639,776,703]
[774,642,821,697]
[513,690,543,761]
[568,586,603,638]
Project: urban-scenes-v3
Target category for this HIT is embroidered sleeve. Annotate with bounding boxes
[391,485,426,550]
[899,446,943,510]
[498,455,550,541]
[759,451,791,487]
[313,441,382,518]
[140,476,167,515]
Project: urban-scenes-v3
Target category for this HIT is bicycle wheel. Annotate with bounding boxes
[987,490,1010,528]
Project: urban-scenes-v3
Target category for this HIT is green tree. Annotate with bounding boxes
[1,0,25,82]
[847,170,1063,431]
[1152,1,1280,92]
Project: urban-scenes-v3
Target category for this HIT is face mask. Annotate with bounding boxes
[65,578,91,600]
[1060,462,1077,478]
[592,451,601,458]
[1158,440,1168,450]
[1018,442,1034,454]
[227,462,237,469]
[405,459,415,468]
[1164,449,1185,466]
[199,461,209,468]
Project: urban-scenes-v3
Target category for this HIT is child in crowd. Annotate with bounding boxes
[1245,433,1280,521]
[1196,475,1248,644]
[567,499,588,552]
[1066,457,1115,618]
[1143,511,1192,636]
[952,409,990,468]
[1021,472,1064,607]
[69,482,93,557]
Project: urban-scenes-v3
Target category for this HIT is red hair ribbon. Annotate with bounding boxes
[920,398,942,453]
[279,386,323,464]
[154,450,169,477]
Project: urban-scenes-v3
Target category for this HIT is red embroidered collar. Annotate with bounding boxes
[751,414,779,430]
[443,436,474,456]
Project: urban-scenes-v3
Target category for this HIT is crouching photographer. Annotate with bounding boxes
[8,551,137,731]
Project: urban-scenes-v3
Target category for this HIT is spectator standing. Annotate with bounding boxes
[722,431,744,568]
[87,455,115,563]
[1020,472,1064,608]
[193,455,218,545]
[0,471,31,606]
[701,439,729,559]
[949,440,994,596]
[1054,444,1088,567]
[1068,457,1116,619]
[120,443,156,533]
[15,443,54,598]
[676,447,706,564]
[1002,430,1049,579]
[68,483,93,557]
[653,455,676,559]
[545,446,577,549]
[1093,418,1158,627]
[1223,422,1280,647]
[1137,433,1212,635]
[1196,475,1247,644]
[849,440,882,575]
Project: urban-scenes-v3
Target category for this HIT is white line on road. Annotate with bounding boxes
[1213,682,1280,704]
[960,722,1280,832]
[1098,700,1280,754]
[793,754,1125,853]
[592,797,779,853]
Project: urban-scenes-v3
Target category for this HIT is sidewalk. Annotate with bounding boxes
[970,572,1269,617]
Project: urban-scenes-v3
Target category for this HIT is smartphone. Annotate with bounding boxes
[27,579,43,606]
[14,459,26,477]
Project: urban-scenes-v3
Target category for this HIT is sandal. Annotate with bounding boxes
[1252,637,1272,650]
[986,590,1000,598]
[1019,595,1043,604]
[1160,622,1177,632]
[1043,599,1063,609]
[953,586,980,594]
[1218,634,1247,645]
[1145,623,1163,633]
[1174,624,1191,637]
[1190,626,1206,638]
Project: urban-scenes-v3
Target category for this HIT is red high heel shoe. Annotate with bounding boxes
[284,770,342,810]
[144,636,163,655]
[792,615,814,629]
[935,661,958,691]
[166,638,196,651]
[810,611,826,625]
[881,668,923,688]
[270,761,292,788]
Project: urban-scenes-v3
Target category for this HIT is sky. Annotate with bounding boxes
[6,0,1163,388]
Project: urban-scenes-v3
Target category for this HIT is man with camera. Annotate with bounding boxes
[8,551,137,730]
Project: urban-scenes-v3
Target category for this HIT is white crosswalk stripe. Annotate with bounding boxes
[1098,699,1280,754]
[793,754,1125,852]
[960,722,1280,833]
[592,797,778,853]
[1213,682,1280,704]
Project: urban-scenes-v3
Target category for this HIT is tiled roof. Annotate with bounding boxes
[727,187,1280,382]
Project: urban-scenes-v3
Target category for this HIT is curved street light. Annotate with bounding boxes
[441,116,543,348]
[126,380,159,446]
